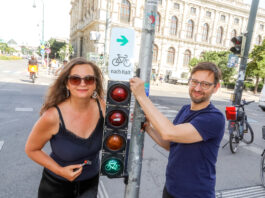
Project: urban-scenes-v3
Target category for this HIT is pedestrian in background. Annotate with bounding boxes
[55,60,68,76]
[25,57,105,198]
[130,62,225,198]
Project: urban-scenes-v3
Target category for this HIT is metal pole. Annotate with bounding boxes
[41,0,45,67]
[103,0,110,73]
[233,0,259,105]
[125,0,158,197]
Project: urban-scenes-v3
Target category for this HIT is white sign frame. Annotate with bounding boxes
[108,27,135,81]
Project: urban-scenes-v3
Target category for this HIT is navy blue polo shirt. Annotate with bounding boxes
[166,103,225,198]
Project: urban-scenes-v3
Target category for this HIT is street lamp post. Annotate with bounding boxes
[33,0,45,66]
[103,0,110,74]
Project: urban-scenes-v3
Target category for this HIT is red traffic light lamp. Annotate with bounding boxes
[101,80,131,178]
[230,36,243,55]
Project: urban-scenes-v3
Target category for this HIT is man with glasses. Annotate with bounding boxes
[130,62,225,198]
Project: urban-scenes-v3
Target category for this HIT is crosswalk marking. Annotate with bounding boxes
[0,141,4,151]
[15,108,34,112]
[216,185,265,198]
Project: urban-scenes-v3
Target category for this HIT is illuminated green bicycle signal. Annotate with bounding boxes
[102,157,123,177]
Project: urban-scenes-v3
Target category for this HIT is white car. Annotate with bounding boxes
[259,85,265,111]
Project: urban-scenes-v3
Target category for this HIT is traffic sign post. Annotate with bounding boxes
[227,54,239,68]
[108,27,135,81]
[232,0,259,105]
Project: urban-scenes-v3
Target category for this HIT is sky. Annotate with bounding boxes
[0,0,71,46]
[0,0,264,47]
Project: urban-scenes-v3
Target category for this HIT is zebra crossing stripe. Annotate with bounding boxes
[0,141,4,151]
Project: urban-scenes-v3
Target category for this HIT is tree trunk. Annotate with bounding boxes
[254,76,259,94]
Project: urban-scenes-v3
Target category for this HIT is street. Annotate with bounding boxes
[0,60,265,198]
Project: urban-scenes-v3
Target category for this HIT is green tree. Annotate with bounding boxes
[21,46,33,56]
[246,39,265,93]
[0,42,15,54]
[48,38,66,59]
[58,43,74,61]
[189,51,236,85]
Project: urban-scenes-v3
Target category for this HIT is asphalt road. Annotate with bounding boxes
[0,60,265,198]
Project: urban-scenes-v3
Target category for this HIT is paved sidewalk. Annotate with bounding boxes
[149,82,261,102]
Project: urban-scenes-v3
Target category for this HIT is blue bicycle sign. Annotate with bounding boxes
[112,54,131,67]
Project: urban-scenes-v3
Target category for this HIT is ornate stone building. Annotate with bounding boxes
[70,0,265,78]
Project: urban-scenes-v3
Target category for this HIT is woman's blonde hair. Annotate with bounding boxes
[40,57,104,115]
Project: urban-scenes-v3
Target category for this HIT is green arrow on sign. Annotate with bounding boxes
[116,35,128,46]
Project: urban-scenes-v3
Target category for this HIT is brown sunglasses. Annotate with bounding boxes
[68,75,96,86]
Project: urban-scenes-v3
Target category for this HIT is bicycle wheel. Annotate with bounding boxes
[112,58,119,66]
[229,127,240,153]
[32,73,35,83]
[123,59,131,67]
[242,121,254,144]
[260,151,265,187]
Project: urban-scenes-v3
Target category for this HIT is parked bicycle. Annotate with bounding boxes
[260,126,265,187]
[223,99,254,153]
[112,54,131,67]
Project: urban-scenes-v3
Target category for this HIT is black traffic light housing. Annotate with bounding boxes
[230,36,243,55]
[101,80,131,178]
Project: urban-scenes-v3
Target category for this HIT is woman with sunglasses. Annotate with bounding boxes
[25,57,105,198]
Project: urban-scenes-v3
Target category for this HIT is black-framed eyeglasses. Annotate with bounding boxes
[189,79,215,90]
[68,75,96,86]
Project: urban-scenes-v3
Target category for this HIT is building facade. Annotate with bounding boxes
[70,0,265,79]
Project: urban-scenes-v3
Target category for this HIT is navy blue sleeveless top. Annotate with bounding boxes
[45,100,104,181]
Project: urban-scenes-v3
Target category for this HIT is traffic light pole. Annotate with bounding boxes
[103,0,110,74]
[232,0,259,105]
[125,0,158,197]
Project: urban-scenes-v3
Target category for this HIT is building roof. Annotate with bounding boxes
[7,39,17,45]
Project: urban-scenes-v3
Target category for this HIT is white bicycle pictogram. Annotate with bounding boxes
[112,54,131,67]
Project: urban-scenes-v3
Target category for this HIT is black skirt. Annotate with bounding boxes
[38,169,99,198]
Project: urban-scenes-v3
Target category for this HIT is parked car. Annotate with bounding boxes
[259,85,265,111]
[167,71,189,85]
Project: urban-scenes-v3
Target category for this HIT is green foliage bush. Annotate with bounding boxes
[224,81,235,89]
[0,55,22,60]
[258,82,264,92]
[244,81,254,91]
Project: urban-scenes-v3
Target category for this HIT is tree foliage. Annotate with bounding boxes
[0,42,16,54]
[58,43,74,61]
[246,39,265,93]
[189,51,236,85]
[47,38,66,59]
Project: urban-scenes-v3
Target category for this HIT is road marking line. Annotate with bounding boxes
[0,118,20,126]
[248,118,258,123]
[15,108,34,112]
[98,180,109,198]
[0,141,4,151]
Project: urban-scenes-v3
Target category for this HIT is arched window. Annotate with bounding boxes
[256,35,262,45]
[153,44,158,62]
[156,12,161,33]
[202,23,209,41]
[167,47,175,64]
[216,26,223,44]
[184,50,191,67]
[231,29,237,38]
[170,16,178,36]
[120,0,131,23]
[186,20,194,39]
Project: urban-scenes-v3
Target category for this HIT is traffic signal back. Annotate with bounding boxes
[230,36,243,55]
